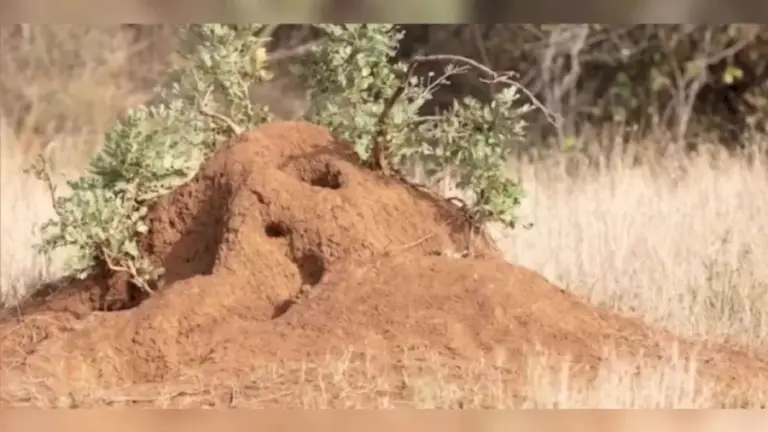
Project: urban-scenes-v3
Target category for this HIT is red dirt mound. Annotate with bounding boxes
[1,121,767,406]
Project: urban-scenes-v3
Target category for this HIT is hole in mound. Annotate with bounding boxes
[295,252,325,286]
[95,270,152,312]
[264,221,290,238]
[100,280,149,312]
[308,166,343,190]
[272,298,296,319]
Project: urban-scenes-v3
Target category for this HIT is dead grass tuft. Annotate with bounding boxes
[494,142,768,348]
[0,25,172,306]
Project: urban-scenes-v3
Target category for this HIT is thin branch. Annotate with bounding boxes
[371,62,418,174]
[701,26,759,65]
[199,87,243,136]
[410,54,562,127]
[471,25,495,94]
[100,246,153,294]
[267,40,325,63]
[31,148,60,219]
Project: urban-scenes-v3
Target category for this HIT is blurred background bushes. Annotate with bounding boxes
[2,0,767,155]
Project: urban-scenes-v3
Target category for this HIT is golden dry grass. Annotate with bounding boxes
[0,117,68,306]
[0,25,164,306]
[2,25,768,409]
[3,343,766,408]
[496,145,768,348]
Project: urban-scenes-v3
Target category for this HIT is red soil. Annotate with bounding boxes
[1,122,766,406]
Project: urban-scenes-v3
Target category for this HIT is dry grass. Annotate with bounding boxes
[0,25,168,306]
[495,144,768,348]
[0,118,68,306]
[3,145,766,408]
[4,344,765,409]
[2,25,768,409]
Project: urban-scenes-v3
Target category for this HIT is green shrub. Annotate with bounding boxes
[298,24,532,230]
[31,24,273,293]
[33,24,538,295]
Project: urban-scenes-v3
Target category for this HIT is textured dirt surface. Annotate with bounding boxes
[1,121,767,406]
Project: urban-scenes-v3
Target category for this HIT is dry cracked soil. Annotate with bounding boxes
[1,121,767,407]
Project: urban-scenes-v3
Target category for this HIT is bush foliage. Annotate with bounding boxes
[389,24,768,148]
[31,24,274,292]
[297,25,530,228]
[32,24,537,294]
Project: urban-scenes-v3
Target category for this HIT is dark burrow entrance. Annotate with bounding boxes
[304,162,344,190]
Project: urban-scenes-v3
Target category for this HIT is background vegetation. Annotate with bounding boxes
[0,23,766,408]
[267,24,768,154]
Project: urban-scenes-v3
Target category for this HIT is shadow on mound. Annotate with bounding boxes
[1,122,767,403]
[139,121,495,319]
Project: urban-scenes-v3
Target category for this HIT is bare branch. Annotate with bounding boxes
[410,53,561,127]
[199,87,243,136]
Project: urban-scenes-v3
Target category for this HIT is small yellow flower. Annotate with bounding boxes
[249,45,273,81]
[722,65,744,85]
